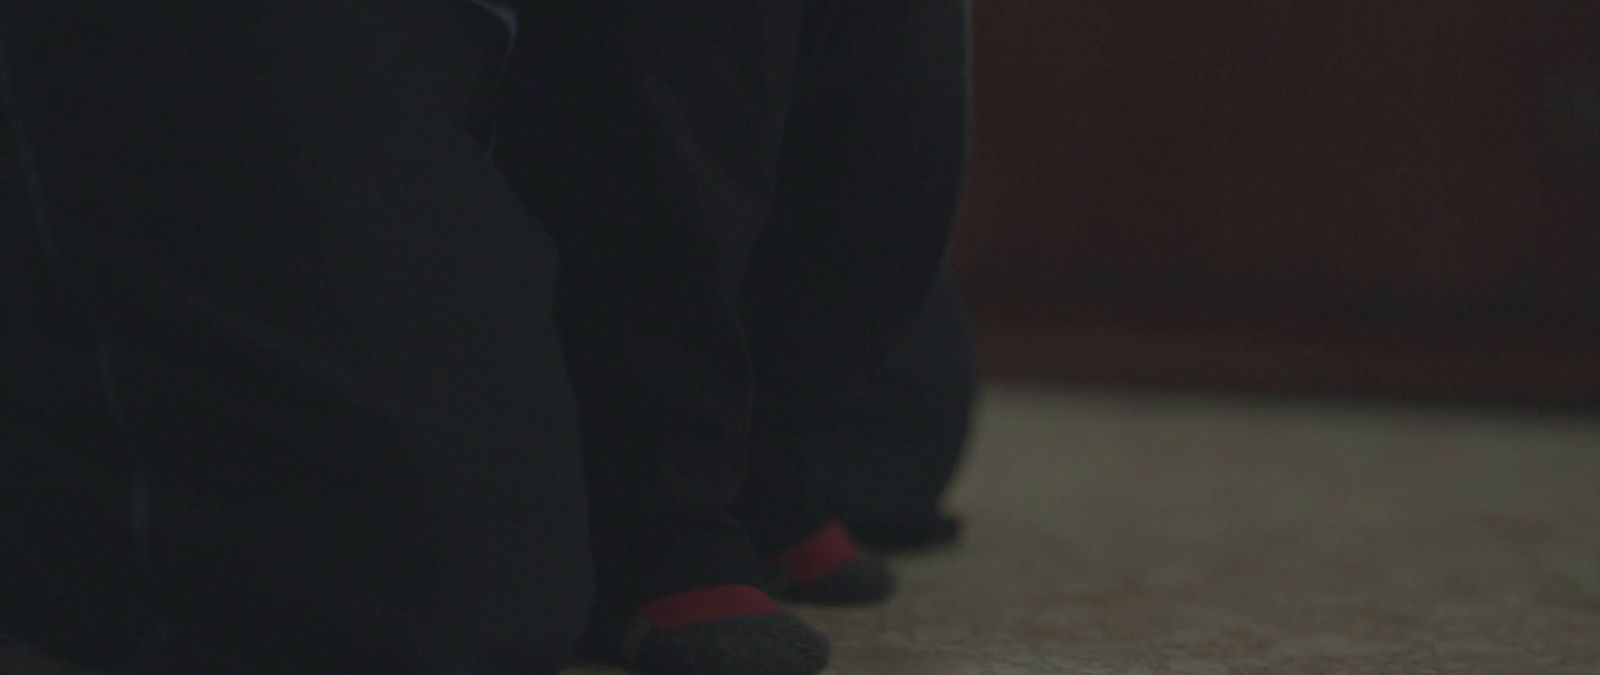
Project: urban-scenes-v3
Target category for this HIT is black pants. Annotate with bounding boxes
[500,0,971,608]
[804,271,977,539]
[2,2,590,673]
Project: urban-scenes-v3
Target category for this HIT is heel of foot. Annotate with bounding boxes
[596,585,831,675]
[631,610,829,675]
[775,552,896,605]
[769,522,897,605]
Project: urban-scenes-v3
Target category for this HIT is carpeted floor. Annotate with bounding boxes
[578,386,1600,674]
[8,386,1599,674]
[823,387,1600,674]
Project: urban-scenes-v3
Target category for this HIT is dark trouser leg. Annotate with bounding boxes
[802,270,977,551]
[502,1,808,609]
[736,0,973,553]
[2,2,589,673]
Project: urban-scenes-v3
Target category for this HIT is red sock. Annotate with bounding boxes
[637,584,783,631]
[770,522,863,585]
[616,584,829,674]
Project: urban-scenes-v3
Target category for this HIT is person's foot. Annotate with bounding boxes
[766,522,895,605]
[588,585,830,675]
[845,514,963,553]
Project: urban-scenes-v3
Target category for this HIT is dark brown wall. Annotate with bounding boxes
[955,1,1600,402]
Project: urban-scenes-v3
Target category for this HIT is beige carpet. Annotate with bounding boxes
[577,386,1600,674]
[8,386,1599,674]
